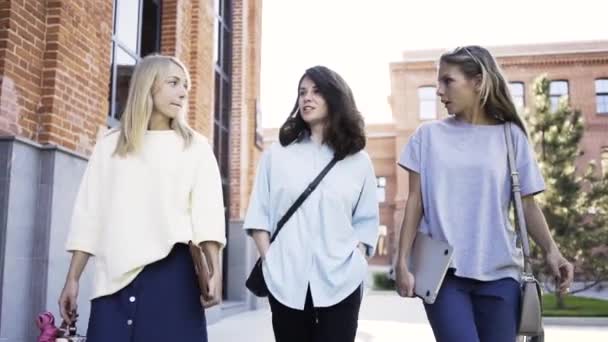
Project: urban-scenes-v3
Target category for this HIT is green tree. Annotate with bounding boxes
[524,75,608,309]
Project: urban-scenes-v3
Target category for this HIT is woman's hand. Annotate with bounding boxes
[58,279,79,324]
[545,249,574,294]
[199,241,223,309]
[521,197,574,294]
[251,230,271,260]
[58,251,89,324]
[395,262,416,298]
[201,273,222,308]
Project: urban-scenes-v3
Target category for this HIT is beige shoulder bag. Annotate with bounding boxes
[504,123,544,342]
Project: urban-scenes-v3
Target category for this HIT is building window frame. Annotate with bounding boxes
[213,0,232,185]
[508,81,525,110]
[376,176,386,203]
[549,80,569,112]
[601,147,608,176]
[213,0,232,300]
[418,86,437,120]
[254,99,263,149]
[108,0,161,127]
[595,79,608,115]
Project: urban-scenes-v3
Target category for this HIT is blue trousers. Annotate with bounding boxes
[424,270,520,342]
[87,244,207,342]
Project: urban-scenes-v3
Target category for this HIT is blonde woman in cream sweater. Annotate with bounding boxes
[58,55,225,342]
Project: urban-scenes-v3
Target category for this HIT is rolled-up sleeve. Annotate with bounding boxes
[243,149,272,235]
[191,139,226,247]
[66,143,104,255]
[352,157,380,254]
[513,126,545,197]
[398,129,421,173]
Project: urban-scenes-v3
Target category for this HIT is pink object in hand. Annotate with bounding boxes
[36,311,59,342]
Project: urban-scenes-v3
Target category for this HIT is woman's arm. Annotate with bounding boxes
[395,171,423,297]
[200,241,222,277]
[522,196,558,254]
[250,230,271,259]
[522,196,573,293]
[243,150,273,257]
[200,241,222,308]
[58,251,91,324]
[65,251,91,282]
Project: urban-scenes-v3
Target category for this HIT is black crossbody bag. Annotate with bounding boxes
[246,156,340,297]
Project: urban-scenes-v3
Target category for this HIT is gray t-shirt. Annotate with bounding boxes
[399,116,545,282]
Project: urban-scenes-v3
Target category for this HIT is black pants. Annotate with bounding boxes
[268,286,362,342]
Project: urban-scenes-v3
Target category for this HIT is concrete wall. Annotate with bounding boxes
[0,137,93,341]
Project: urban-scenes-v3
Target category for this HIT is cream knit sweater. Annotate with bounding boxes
[66,130,226,298]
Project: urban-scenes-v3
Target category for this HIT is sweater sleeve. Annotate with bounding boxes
[191,138,227,247]
[65,141,104,255]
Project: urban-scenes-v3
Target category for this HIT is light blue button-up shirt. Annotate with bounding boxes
[244,137,380,310]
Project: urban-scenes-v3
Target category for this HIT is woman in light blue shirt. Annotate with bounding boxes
[244,66,380,342]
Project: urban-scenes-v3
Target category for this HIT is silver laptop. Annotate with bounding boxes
[409,231,454,304]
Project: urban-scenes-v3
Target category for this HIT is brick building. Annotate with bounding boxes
[372,41,608,265]
[0,0,264,339]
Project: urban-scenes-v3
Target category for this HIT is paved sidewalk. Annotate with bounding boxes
[208,290,608,342]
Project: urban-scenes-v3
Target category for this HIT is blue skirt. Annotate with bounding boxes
[86,244,207,342]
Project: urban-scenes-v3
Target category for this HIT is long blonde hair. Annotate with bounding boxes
[440,46,527,135]
[114,55,194,156]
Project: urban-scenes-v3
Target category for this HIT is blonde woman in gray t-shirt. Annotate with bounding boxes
[395,46,574,342]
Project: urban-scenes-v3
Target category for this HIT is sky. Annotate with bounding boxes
[260,0,608,128]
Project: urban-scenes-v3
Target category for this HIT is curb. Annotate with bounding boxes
[544,316,608,327]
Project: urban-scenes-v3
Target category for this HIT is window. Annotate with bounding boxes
[213,0,232,185]
[418,86,437,120]
[509,82,525,109]
[549,80,569,112]
[376,225,388,256]
[254,99,263,149]
[596,79,608,114]
[376,176,386,203]
[108,0,161,126]
[213,0,232,299]
[601,147,608,176]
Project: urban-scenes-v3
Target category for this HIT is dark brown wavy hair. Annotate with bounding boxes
[440,46,527,134]
[278,66,366,159]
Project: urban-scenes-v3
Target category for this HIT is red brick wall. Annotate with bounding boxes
[0,0,45,139]
[0,0,221,153]
[161,0,214,138]
[0,0,254,154]
[160,0,179,56]
[41,0,113,153]
[365,127,398,264]
[245,0,263,218]
[229,0,245,220]
[161,0,192,74]
[229,0,263,220]
[0,0,262,220]
[0,0,112,154]
[188,0,215,138]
